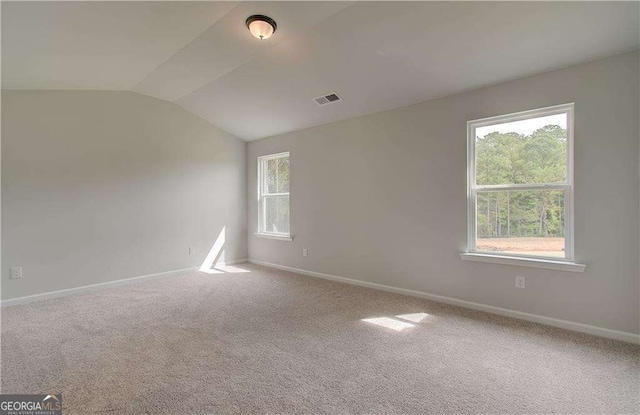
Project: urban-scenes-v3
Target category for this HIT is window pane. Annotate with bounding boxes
[265,195,290,235]
[266,158,278,194]
[264,156,289,194]
[277,157,290,193]
[476,190,565,258]
[475,113,567,185]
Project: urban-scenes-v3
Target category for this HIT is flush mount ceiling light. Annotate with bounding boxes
[246,15,277,40]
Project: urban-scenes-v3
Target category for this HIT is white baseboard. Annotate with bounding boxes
[1,267,197,307]
[1,259,249,307]
[3,258,636,344]
[248,259,640,345]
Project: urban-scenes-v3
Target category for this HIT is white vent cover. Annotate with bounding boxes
[313,92,342,106]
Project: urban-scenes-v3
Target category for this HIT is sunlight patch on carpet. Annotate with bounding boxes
[395,312,430,323]
[361,317,415,331]
[199,264,251,274]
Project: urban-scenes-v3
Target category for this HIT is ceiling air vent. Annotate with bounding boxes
[313,92,342,106]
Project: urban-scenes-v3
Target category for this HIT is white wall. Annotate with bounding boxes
[248,51,640,335]
[2,90,246,300]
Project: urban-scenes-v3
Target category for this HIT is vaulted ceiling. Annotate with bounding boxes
[3,1,639,141]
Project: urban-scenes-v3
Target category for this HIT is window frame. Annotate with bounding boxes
[466,103,575,263]
[256,152,291,239]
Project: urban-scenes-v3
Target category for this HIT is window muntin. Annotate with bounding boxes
[468,104,573,260]
[258,152,290,236]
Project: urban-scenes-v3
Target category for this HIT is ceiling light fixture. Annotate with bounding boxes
[246,15,277,40]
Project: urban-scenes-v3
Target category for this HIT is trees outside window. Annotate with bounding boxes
[467,104,574,259]
[258,152,290,236]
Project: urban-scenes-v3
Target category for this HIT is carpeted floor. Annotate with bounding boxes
[1,263,638,414]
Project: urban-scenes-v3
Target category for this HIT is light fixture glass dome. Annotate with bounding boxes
[246,15,277,40]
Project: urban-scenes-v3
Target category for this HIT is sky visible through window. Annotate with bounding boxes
[476,113,566,139]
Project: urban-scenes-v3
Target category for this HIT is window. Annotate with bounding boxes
[257,152,290,238]
[467,104,574,262]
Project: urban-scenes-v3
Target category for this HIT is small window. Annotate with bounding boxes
[258,152,290,236]
[467,104,574,260]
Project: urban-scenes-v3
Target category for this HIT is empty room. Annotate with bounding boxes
[1,1,639,414]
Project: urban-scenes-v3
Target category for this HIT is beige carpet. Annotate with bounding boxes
[1,263,638,414]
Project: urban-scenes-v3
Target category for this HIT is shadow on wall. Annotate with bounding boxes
[199,226,249,274]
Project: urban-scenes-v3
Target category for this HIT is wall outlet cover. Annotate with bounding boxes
[10,267,22,279]
[515,276,526,289]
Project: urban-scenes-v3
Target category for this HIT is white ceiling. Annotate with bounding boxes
[3,1,639,141]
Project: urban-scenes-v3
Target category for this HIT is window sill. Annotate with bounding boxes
[254,233,293,242]
[459,252,585,273]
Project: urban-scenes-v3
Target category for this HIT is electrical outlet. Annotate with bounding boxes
[515,276,526,289]
[10,267,22,279]
[188,247,196,255]
[302,248,308,257]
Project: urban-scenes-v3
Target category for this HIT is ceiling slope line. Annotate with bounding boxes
[128,1,242,92]
[168,1,358,104]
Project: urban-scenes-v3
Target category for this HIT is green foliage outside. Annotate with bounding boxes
[265,157,290,234]
[476,125,566,238]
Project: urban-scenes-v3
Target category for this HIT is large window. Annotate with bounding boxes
[467,104,574,261]
[258,152,290,237]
